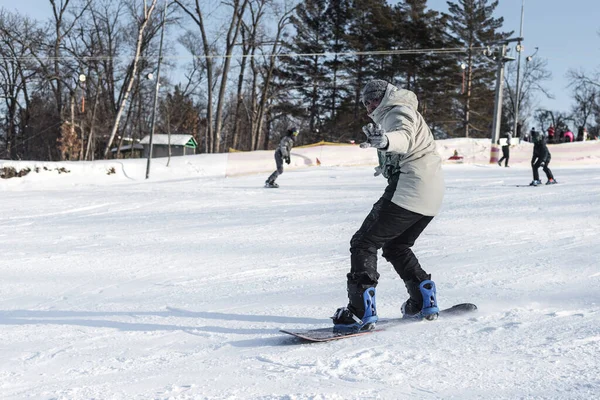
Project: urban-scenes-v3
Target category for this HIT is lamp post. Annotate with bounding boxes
[513,0,525,140]
[78,74,86,112]
[489,40,518,164]
[78,74,87,160]
[145,0,168,180]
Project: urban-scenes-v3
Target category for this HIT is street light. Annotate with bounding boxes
[78,74,86,112]
[526,47,539,63]
[513,0,526,141]
[145,0,168,180]
[489,40,518,164]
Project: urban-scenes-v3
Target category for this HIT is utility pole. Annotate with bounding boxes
[513,0,525,140]
[145,0,168,179]
[489,39,519,164]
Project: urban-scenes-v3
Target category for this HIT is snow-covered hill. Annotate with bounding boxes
[2,139,600,187]
[1,143,600,399]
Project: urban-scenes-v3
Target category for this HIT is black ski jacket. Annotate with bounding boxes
[532,140,551,163]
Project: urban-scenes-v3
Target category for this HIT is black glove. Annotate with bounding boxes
[284,156,290,164]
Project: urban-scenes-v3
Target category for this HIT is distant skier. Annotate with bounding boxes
[530,130,557,186]
[265,127,299,188]
[497,130,512,167]
[564,128,574,143]
[547,125,555,143]
[331,79,444,332]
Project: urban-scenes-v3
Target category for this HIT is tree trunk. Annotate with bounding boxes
[174,0,215,153]
[255,9,293,150]
[103,0,158,158]
[85,87,101,161]
[214,0,248,153]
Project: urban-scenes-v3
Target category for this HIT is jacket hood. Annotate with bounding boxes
[368,83,419,120]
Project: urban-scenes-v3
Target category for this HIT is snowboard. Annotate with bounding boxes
[280,303,477,343]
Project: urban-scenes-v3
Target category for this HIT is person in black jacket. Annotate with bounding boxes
[265,127,299,188]
[497,130,512,167]
[530,130,557,186]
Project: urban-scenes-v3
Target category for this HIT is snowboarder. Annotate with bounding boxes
[497,130,512,167]
[265,127,299,188]
[530,129,557,186]
[331,79,444,332]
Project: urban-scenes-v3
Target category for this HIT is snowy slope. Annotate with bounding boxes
[1,152,600,399]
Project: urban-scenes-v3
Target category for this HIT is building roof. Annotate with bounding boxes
[139,134,198,148]
[110,143,144,153]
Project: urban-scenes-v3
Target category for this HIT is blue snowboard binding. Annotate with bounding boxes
[402,279,439,320]
[332,287,378,332]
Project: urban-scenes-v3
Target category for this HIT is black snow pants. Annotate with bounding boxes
[532,155,554,181]
[347,174,433,296]
[266,150,284,183]
[498,146,510,166]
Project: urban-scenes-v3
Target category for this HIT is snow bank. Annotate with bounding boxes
[2,139,599,187]
[438,138,600,166]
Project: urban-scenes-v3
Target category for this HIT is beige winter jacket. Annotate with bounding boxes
[368,84,444,216]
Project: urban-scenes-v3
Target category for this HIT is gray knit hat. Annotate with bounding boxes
[361,79,388,106]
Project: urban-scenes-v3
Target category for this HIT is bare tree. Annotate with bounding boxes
[175,0,250,153]
[504,56,552,128]
[254,2,296,151]
[568,69,599,130]
[213,0,249,153]
[568,68,600,89]
[235,0,271,151]
[0,11,44,159]
[174,0,218,153]
[6,0,92,160]
[103,0,159,158]
[534,109,573,134]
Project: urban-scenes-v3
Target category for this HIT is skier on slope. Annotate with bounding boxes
[331,79,444,332]
[530,129,557,186]
[497,130,512,167]
[265,127,299,188]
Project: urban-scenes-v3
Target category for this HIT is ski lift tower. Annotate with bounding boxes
[488,38,520,164]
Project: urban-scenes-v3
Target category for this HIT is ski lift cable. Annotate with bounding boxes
[0,46,491,63]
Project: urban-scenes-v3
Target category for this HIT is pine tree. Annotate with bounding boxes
[320,0,353,140]
[446,0,509,137]
[280,0,332,143]
[344,0,394,112]
[391,0,461,137]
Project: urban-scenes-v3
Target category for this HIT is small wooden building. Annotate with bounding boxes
[140,134,198,158]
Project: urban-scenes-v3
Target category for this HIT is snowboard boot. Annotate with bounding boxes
[401,277,439,320]
[264,180,279,188]
[529,179,542,186]
[332,286,378,332]
[546,178,557,185]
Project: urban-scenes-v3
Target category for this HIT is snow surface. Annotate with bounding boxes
[1,142,600,399]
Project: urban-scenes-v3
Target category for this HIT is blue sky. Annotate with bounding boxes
[427,0,600,113]
[1,0,598,114]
